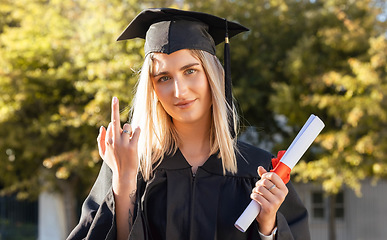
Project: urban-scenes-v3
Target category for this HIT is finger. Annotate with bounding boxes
[122,123,132,139]
[253,183,282,210]
[111,96,121,141]
[253,181,275,196]
[130,127,141,147]
[257,176,288,201]
[251,191,270,206]
[267,183,277,192]
[253,194,279,216]
[99,126,106,144]
[257,166,267,177]
[255,178,275,189]
[252,184,282,209]
[97,126,106,155]
[253,176,283,199]
[106,122,113,145]
[261,172,286,190]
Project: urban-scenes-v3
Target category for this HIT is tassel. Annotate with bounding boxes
[224,19,235,138]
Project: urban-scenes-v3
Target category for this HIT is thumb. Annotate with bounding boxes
[257,166,267,177]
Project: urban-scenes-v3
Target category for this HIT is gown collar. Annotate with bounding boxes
[155,141,272,178]
[157,148,224,175]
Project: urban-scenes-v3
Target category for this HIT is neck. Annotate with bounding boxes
[173,117,212,172]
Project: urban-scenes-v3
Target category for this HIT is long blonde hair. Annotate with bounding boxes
[130,49,239,180]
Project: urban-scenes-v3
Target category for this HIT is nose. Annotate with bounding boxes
[174,78,188,98]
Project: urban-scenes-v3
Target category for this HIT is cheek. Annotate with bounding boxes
[197,77,212,102]
[154,85,168,101]
[154,85,173,110]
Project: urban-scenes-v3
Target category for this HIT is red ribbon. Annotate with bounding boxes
[270,150,291,184]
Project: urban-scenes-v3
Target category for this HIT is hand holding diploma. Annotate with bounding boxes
[251,165,289,235]
[235,114,325,233]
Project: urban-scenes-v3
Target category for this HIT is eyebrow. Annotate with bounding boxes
[153,63,200,78]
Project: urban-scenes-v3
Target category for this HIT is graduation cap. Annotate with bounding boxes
[117,8,249,137]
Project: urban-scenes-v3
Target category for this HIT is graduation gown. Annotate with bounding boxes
[67,141,310,240]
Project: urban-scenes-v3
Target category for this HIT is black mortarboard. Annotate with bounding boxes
[117,8,249,137]
[117,8,248,55]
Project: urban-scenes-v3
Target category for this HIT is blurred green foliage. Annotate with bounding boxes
[264,0,387,196]
[0,0,143,201]
[0,0,386,227]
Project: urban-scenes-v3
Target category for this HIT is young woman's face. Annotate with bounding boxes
[151,49,212,126]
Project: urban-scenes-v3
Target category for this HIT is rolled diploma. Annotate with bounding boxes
[234,114,325,232]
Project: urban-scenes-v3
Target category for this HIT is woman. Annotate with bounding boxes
[67,8,310,240]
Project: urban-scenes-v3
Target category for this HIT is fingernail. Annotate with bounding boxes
[99,126,103,133]
[112,96,117,104]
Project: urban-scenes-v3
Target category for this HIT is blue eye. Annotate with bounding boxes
[185,69,196,75]
[158,76,171,82]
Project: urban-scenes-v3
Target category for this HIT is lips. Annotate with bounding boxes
[174,99,196,109]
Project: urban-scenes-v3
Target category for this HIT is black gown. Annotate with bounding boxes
[67,141,311,240]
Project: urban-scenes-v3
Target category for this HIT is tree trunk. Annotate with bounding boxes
[327,194,336,240]
[57,178,78,236]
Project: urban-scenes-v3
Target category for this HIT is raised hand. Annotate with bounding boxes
[97,97,140,185]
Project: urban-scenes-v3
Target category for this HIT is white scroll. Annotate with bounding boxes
[234,114,325,232]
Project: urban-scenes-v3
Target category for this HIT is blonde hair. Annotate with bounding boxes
[130,49,239,180]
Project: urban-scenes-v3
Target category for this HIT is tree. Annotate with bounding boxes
[269,0,387,195]
[0,0,147,231]
[267,1,387,239]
